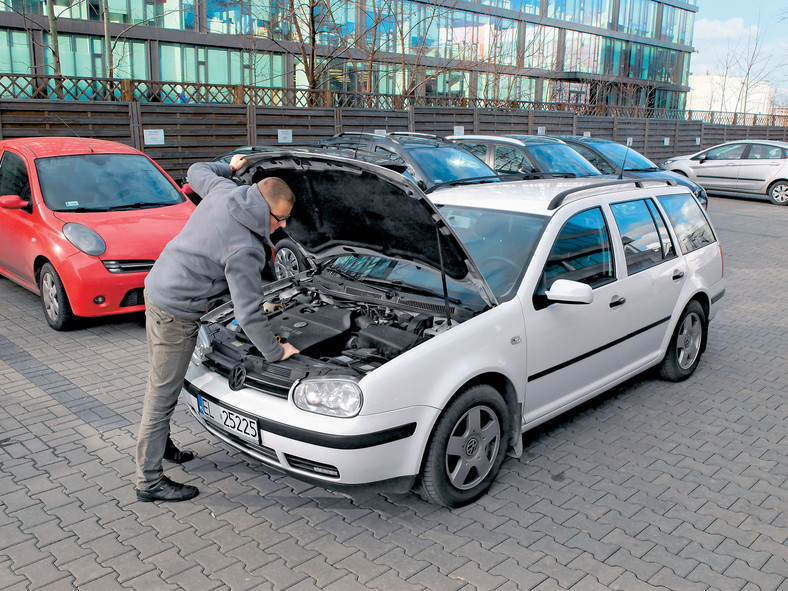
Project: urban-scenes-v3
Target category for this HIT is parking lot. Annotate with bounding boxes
[1,194,786,591]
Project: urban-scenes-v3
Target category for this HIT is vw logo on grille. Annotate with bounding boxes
[228,363,247,391]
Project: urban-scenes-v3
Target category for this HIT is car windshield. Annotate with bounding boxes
[405,146,497,185]
[441,205,548,298]
[593,142,658,171]
[323,254,488,311]
[526,144,601,177]
[36,153,184,212]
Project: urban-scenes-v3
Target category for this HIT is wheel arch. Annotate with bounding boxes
[688,292,710,354]
[415,371,520,484]
[33,255,52,288]
[767,178,788,196]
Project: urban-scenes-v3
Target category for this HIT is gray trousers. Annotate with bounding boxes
[136,292,200,490]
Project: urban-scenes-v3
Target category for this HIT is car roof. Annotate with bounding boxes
[321,132,450,148]
[0,137,141,158]
[431,177,688,216]
[448,134,564,146]
[553,136,614,145]
[712,139,788,147]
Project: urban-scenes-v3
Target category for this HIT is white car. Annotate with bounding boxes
[663,139,788,205]
[183,153,725,507]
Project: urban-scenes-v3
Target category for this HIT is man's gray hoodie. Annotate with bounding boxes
[145,161,284,362]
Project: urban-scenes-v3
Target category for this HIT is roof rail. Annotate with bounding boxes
[547,178,677,210]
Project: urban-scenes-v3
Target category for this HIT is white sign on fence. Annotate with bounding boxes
[278,129,293,144]
[143,129,165,146]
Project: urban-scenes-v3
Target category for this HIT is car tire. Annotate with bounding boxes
[418,385,508,508]
[767,181,788,205]
[659,300,706,382]
[274,238,306,279]
[39,262,75,330]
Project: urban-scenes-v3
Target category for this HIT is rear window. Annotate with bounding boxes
[657,193,716,254]
[36,153,184,212]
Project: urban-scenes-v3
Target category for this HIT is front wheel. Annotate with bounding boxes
[659,300,706,382]
[274,238,306,279]
[418,385,508,507]
[39,262,75,330]
[768,181,788,205]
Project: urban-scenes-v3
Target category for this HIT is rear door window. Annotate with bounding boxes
[610,198,677,275]
[657,193,717,254]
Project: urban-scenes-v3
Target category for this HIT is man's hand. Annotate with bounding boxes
[229,154,247,173]
[279,342,299,361]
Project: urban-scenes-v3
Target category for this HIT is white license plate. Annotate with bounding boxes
[198,394,260,445]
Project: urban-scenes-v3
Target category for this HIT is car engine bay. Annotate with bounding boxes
[198,271,472,395]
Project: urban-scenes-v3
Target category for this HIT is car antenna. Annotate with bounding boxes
[53,112,94,152]
[618,146,629,180]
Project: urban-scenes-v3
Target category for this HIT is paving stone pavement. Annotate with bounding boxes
[1,195,786,591]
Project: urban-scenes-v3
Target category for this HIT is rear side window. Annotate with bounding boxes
[540,207,615,290]
[610,198,676,275]
[494,145,531,174]
[457,142,487,160]
[657,194,716,254]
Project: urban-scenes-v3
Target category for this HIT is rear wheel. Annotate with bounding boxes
[39,262,75,330]
[768,181,788,205]
[418,385,508,507]
[659,301,706,382]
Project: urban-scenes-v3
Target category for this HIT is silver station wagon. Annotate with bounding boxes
[183,153,725,507]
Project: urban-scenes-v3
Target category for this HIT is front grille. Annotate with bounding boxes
[121,288,145,307]
[103,260,155,273]
[203,355,292,398]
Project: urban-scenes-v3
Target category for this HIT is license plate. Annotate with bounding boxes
[198,394,260,445]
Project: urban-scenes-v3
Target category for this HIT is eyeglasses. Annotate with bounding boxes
[270,211,290,223]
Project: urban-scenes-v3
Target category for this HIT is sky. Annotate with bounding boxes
[689,0,788,102]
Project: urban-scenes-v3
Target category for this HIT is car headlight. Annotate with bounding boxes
[63,223,106,256]
[293,377,363,418]
[191,326,212,365]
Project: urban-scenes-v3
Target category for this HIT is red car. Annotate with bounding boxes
[0,137,195,329]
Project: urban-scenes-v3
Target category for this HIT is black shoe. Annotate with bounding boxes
[164,437,196,464]
[137,476,199,503]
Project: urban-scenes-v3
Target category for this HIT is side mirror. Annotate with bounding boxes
[0,194,29,209]
[545,279,593,304]
[696,154,707,163]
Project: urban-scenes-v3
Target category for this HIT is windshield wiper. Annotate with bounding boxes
[424,175,501,194]
[104,202,168,211]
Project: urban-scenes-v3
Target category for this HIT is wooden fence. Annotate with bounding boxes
[1,99,787,182]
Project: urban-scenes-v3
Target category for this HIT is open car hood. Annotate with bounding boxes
[239,152,497,307]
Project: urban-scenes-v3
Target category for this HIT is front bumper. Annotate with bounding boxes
[183,362,440,486]
[58,253,148,317]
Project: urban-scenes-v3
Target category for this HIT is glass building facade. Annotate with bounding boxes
[0,0,698,108]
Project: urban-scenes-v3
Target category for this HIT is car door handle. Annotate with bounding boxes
[672,270,685,280]
[609,296,626,308]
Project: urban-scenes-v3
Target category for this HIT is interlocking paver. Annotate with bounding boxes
[1,197,787,590]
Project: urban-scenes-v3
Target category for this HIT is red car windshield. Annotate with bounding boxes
[36,153,184,212]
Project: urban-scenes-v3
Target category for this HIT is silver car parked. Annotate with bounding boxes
[663,140,788,205]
